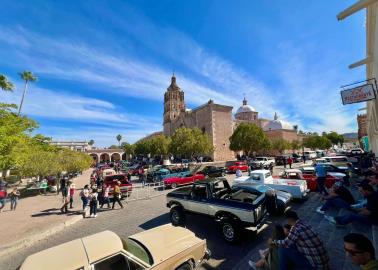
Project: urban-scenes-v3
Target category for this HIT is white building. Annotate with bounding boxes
[49,141,92,152]
[338,0,378,155]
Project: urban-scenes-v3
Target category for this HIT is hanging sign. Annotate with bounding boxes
[341,83,376,105]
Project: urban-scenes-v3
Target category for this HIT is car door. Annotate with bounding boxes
[187,184,210,215]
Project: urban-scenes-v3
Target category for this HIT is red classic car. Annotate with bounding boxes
[227,161,249,173]
[103,174,132,198]
[164,173,205,188]
[279,168,342,192]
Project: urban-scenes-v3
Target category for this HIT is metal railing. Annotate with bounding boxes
[125,181,166,202]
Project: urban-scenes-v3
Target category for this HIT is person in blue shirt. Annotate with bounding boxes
[315,164,328,196]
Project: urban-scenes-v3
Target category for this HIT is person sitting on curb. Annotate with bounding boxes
[344,233,378,270]
[248,224,291,270]
[325,184,378,226]
[270,210,329,270]
[316,181,355,215]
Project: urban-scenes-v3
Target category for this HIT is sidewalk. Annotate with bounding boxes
[0,169,92,256]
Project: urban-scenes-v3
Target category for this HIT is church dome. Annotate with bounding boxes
[264,113,294,131]
[235,97,256,115]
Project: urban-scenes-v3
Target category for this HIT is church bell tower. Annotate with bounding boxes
[163,74,185,136]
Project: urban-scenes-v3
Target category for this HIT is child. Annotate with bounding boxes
[10,187,20,211]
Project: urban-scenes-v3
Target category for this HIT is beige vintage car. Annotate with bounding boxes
[20,224,210,270]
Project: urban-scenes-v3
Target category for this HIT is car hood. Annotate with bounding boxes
[234,176,250,183]
[129,224,204,266]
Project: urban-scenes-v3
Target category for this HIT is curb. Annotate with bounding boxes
[0,215,83,258]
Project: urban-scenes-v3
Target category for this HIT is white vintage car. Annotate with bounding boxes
[233,169,309,199]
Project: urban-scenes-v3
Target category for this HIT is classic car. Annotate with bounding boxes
[233,170,308,199]
[101,168,116,178]
[299,166,345,191]
[274,155,289,166]
[290,153,302,163]
[20,225,210,270]
[197,166,226,177]
[249,157,275,169]
[147,168,192,182]
[167,178,270,242]
[164,173,205,188]
[323,156,351,169]
[103,174,132,198]
[227,161,249,173]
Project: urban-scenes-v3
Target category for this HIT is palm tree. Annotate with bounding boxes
[18,71,37,115]
[116,134,122,147]
[0,74,14,91]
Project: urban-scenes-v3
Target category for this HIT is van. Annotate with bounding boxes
[316,150,326,157]
[304,151,317,159]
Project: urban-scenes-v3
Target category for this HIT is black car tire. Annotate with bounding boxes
[171,183,178,189]
[175,262,192,270]
[170,206,185,226]
[220,219,241,243]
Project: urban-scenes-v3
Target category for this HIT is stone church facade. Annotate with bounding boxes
[162,75,300,161]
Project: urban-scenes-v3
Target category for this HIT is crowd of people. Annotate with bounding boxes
[247,152,378,270]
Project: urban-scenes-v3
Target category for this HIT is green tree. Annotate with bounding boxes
[271,139,290,154]
[325,131,343,146]
[0,74,14,91]
[122,142,135,159]
[290,140,301,152]
[116,134,122,146]
[229,123,271,155]
[134,140,152,156]
[88,139,95,146]
[170,127,213,158]
[18,71,37,115]
[149,135,171,157]
[108,145,120,149]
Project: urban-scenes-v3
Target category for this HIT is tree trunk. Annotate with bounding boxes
[18,80,28,115]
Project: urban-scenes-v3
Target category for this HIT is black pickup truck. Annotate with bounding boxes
[166,178,277,243]
[196,166,225,178]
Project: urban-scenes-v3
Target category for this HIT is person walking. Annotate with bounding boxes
[60,183,70,213]
[9,187,20,211]
[89,188,98,218]
[80,185,90,210]
[283,157,287,169]
[100,184,111,208]
[315,163,328,196]
[69,183,75,209]
[112,181,124,209]
[0,188,7,213]
[287,157,293,169]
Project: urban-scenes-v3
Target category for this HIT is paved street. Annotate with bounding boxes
[0,162,365,270]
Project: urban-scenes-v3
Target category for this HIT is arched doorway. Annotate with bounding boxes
[111,153,121,162]
[121,153,127,161]
[100,153,110,163]
[89,153,99,164]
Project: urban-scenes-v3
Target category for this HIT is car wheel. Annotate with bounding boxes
[170,206,185,226]
[220,220,240,243]
[171,183,178,189]
[175,262,192,270]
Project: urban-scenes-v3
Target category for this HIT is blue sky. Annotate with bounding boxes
[0,0,366,146]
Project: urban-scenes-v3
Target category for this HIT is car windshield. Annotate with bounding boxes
[122,238,153,265]
[255,157,264,161]
[250,173,261,181]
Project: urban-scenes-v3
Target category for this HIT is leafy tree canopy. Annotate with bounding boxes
[229,123,271,155]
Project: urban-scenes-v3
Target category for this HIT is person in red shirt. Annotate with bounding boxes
[0,189,7,213]
[287,157,293,169]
